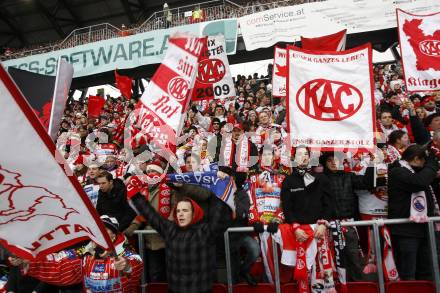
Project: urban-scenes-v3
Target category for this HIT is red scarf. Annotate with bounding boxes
[382,226,399,281]
[292,224,315,293]
[142,182,171,219]
[312,235,337,293]
[126,175,171,218]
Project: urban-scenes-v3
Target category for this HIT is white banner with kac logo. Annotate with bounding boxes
[287,44,376,150]
[192,35,236,101]
[397,9,440,92]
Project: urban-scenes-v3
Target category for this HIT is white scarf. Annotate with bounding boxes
[236,136,250,172]
[399,160,428,222]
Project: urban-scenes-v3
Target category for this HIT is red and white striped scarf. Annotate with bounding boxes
[236,136,250,172]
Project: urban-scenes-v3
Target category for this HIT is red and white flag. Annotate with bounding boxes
[301,29,347,51]
[273,31,346,98]
[131,34,205,152]
[287,44,376,151]
[397,9,440,92]
[0,65,114,259]
[272,47,287,97]
[48,58,74,141]
[192,35,235,101]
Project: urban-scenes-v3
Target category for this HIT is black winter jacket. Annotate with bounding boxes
[96,178,136,231]
[281,170,334,224]
[129,185,232,293]
[388,159,438,238]
[324,167,374,219]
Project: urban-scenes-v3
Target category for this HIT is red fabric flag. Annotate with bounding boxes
[301,29,347,51]
[114,70,132,99]
[88,95,105,118]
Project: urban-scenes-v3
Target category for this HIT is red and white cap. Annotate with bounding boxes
[146,159,165,174]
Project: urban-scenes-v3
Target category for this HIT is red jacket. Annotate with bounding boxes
[26,235,143,293]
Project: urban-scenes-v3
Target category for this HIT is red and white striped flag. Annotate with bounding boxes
[129,34,206,153]
[272,30,347,98]
[301,29,347,51]
[0,65,114,259]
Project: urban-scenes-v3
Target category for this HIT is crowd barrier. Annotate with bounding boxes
[134,216,440,293]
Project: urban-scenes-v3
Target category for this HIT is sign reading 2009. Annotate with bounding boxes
[287,44,376,151]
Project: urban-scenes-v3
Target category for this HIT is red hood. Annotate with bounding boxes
[173,198,204,226]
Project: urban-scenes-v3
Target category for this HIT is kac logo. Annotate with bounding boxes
[419,40,440,57]
[167,77,189,102]
[196,59,225,84]
[296,79,363,121]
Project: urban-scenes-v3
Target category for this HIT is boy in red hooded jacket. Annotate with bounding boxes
[127,176,232,293]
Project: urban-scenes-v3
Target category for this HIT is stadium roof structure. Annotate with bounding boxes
[0,0,195,49]
[0,0,400,88]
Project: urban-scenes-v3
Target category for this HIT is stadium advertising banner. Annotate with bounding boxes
[397,9,440,92]
[287,44,376,151]
[2,19,237,78]
[239,0,440,51]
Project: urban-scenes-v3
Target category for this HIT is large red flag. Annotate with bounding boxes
[87,95,105,119]
[0,64,114,259]
[114,70,133,99]
[301,29,347,51]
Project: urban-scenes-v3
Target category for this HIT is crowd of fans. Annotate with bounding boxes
[1,59,440,293]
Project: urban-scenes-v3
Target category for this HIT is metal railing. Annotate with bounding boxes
[55,23,121,50]
[134,216,440,293]
[1,0,325,61]
[132,0,239,34]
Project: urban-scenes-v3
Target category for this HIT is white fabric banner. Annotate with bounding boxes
[272,47,287,97]
[397,9,440,92]
[192,35,236,100]
[287,44,375,150]
[48,58,74,141]
[239,0,440,51]
[0,65,113,259]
